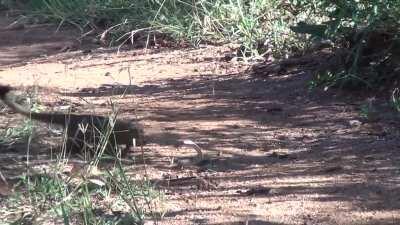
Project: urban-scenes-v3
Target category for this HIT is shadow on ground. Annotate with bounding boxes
[1,48,399,223]
[56,68,400,217]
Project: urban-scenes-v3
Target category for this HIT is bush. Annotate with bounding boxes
[7,0,310,57]
[291,0,400,90]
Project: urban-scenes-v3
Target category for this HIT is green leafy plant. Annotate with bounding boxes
[1,88,162,225]
[6,0,309,58]
[391,88,400,112]
[3,161,163,224]
[291,0,400,90]
[360,103,372,119]
[0,119,35,144]
[0,91,42,145]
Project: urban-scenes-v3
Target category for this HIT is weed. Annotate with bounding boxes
[5,0,310,58]
[391,88,400,112]
[0,91,41,145]
[308,71,339,91]
[2,157,162,224]
[291,0,400,91]
[360,103,373,120]
[1,88,162,225]
[0,119,35,144]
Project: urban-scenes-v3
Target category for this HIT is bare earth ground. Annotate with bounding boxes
[0,14,400,225]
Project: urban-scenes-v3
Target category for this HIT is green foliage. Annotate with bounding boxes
[391,88,400,112]
[0,0,16,9]
[0,92,42,144]
[4,164,162,225]
[22,173,67,205]
[7,1,399,90]
[0,119,34,144]
[0,90,162,225]
[291,0,400,90]
[8,0,308,57]
[360,100,376,120]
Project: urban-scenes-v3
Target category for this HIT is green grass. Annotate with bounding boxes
[2,141,162,224]
[0,88,45,145]
[2,164,163,225]
[0,92,39,145]
[291,0,400,91]
[4,0,399,91]
[0,119,35,145]
[0,88,163,225]
[391,88,400,113]
[2,0,312,58]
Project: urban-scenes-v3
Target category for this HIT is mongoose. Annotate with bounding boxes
[0,85,145,155]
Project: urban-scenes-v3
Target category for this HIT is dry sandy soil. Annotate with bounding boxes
[0,13,400,225]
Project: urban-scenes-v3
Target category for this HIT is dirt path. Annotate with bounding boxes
[0,15,399,225]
